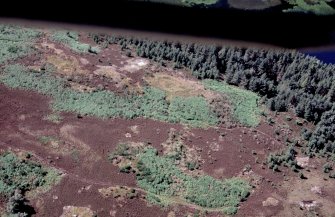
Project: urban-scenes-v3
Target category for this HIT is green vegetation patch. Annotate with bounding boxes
[114,146,250,214]
[284,0,335,15]
[133,0,219,6]
[0,64,217,127]
[203,79,261,127]
[51,31,100,54]
[0,152,61,197]
[0,25,40,64]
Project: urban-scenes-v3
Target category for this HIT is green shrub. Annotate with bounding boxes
[203,80,261,127]
[329,172,335,179]
[186,161,199,171]
[323,163,332,173]
[120,165,132,173]
[267,146,298,171]
[51,31,100,53]
[0,25,40,64]
[0,152,60,197]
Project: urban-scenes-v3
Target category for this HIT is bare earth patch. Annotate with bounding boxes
[93,65,133,89]
[46,54,88,76]
[121,58,149,73]
[98,185,139,201]
[69,81,96,93]
[60,206,95,217]
[279,170,335,217]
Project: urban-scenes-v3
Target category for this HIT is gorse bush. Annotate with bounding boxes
[51,31,100,54]
[0,25,40,64]
[135,147,250,214]
[0,65,217,127]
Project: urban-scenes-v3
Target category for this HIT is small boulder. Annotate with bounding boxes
[298,200,319,211]
[262,197,279,207]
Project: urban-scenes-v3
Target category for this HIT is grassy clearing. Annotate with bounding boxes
[145,73,206,100]
[0,25,40,64]
[111,145,250,214]
[0,152,61,197]
[203,79,261,127]
[51,31,100,54]
[284,0,335,15]
[0,64,217,127]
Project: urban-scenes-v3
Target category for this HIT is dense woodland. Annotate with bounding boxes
[92,34,335,156]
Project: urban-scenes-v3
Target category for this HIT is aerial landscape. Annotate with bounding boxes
[134,0,335,15]
[0,1,335,217]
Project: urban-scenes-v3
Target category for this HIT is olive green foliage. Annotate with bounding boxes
[136,147,250,214]
[0,25,40,64]
[51,31,100,53]
[0,152,60,197]
[203,79,261,127]
[0,65,217,127]
[284,0,335,15]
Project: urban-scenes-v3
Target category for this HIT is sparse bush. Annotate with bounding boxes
[329,172,335,179]
[323,163,332,173]
[295,119,303,126]
[301,128,312,141]
[267,117,275,125]
[126,51,132,57]
[299,172,305,179]
[120,165,132,173]
[108,143,131,161]
[186,161,199,171]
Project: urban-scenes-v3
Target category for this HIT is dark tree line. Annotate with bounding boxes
[91,34,335,155]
